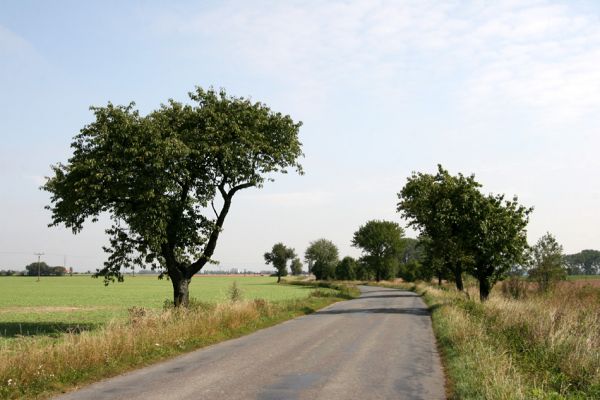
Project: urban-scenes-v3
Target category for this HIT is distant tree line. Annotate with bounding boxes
[265,165,597,302]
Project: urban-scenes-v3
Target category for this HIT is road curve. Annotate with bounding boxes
[55,285,445,400]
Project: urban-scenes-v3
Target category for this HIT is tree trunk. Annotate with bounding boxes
[171,276,191,307]
[438,274,442,286]
[478,277,490,302]
[277,274,281,283]
[376,270,381,282]
[454,267,464,291]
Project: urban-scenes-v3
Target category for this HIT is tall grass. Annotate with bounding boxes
[376,280,600,399]
[0,286,354,400]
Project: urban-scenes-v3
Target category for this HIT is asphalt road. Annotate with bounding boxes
[56,285,445,400]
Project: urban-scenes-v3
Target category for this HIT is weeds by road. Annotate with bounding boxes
[0,282,357,400]
[375,280,600,399]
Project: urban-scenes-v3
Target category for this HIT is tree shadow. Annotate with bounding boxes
[359,294,418,299]
[0,322,98,338]
[315,307,431,316]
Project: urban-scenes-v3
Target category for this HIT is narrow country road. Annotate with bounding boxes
[55,285,445,400]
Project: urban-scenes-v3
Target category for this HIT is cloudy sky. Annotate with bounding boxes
[1,0,599,271]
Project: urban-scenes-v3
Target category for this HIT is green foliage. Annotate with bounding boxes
[335,256,357,280]
[564,249,600,275]
[352,220,405,281]
[43,87,303,306]
[304,239,339,280]
[398,165,484,290]
[398,165,531,300]
[24,262,67,276]
[290,257,303,276]
[528,233,567,293]
[264,243,296,282]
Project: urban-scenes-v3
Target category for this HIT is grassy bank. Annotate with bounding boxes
[0,281,357,399]
[373,280,600,399]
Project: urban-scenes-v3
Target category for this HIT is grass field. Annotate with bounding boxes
[0,275,317,339]
[0,278,355,399]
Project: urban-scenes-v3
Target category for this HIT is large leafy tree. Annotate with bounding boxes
[468,193,531,300]
[398,165,531,300]
[352,220,405,282]
[44,87,303,306]
[304,239,339,280]
[397,165,481,290]
[264,243,296,283]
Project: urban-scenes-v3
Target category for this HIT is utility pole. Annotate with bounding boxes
[34,252,44,282]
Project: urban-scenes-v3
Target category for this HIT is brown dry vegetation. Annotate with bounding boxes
[377,279,600,399]
[0,291,348,400]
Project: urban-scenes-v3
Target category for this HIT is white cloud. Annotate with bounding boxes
[151,0,600,125]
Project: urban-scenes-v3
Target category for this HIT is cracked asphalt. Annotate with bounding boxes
[55,285,445,400]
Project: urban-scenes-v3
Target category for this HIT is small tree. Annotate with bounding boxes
[336,256,357,280]
[304,239,339,280]
[352,220,405,282]
[264,243,295,283]
[528,233,567,293]
[290,258,303,276]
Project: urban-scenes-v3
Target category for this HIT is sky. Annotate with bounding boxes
[1,0,599,272]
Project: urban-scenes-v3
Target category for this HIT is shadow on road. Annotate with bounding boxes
[315,307,430,316]
[359,294,417,299]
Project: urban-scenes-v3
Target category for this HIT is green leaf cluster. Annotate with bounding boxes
[398,165,532,300]
[44,87,303,304]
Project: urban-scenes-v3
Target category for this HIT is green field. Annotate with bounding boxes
[0,275,315,339]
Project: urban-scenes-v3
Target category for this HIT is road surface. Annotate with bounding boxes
[56,285,445,400]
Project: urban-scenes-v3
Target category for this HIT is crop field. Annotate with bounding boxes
[0,275,316,340]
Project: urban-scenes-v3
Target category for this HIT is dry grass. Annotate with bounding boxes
[0,293,344,399]
[375,280,600,399]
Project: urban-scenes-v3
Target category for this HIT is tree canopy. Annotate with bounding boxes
[336,256,357,281]
[398,165,531,300]
[264,243,296,283]
[398,165,482,290]
[44,87,303,306]
[564,249,600,275]
[290,258,303,276]
[304,239,339,280]
[352,220,405,282]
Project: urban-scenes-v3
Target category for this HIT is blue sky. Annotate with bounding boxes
[1,0,599,271]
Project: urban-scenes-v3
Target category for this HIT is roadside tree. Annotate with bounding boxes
[305,239,339,280]
[44,87,303,306]
[398,165,482,291]
[398,165,531,300]
[352,220,405,282]
[336,256,357,280]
